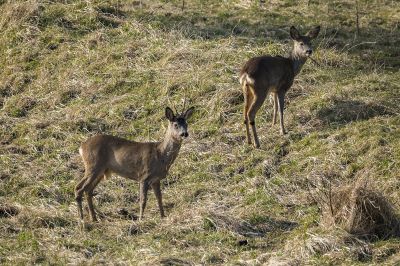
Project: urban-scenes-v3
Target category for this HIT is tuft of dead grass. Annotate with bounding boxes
[319,179,400,239]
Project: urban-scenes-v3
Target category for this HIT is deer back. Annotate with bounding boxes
[240,56,294,93]
[80,135,163,181]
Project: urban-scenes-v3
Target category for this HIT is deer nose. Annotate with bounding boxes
[306,49,312,55]
[181,132,189,138]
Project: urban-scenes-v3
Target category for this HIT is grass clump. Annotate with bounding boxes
[320,179,400,239]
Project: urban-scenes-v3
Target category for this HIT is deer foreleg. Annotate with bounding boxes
[139,181,149,221]
[151,181,165,218]
[278,92,287,135]
[272,93,278,125]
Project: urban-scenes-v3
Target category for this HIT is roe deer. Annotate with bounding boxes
[75,106,194,222]
[240,25,320,148]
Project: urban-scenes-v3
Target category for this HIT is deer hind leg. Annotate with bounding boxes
[151,181,165,218]
[85,190,96,222]
[271,92,278,125]
[75,177,87,221]
[243,84,254,144]
[85,170,111,222]
[139,181,150,221]
[278,92,287,135]
[247,87,267,148]
[85,173,106,222]
[75,168,104,222]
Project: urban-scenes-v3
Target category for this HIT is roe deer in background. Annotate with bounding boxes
[240,25,320,148]
[75,106,194,222]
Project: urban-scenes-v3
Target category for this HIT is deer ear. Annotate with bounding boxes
[307,26,320,39]
[290,26,301,40]
[165,107,175,121]
[183,107,194,120]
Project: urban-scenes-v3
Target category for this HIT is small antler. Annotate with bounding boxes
[167,94,178,115]
[173,102,178,115]
[181,97,187,115]
[180,88,188,115]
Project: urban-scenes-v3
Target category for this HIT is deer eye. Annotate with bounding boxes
[174,124,178,128]
[300,42,304,46]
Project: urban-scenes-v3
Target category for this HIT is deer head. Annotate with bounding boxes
[290,26,320,58]
[165,107,194,141]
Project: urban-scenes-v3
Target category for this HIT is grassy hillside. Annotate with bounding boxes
[0,0,399,264]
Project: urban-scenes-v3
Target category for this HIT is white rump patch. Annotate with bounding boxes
[78,147,83,157]
[239,73,255,85]
[269,94,274,104]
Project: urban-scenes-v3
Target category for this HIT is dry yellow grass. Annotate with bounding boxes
[0,0,399,264]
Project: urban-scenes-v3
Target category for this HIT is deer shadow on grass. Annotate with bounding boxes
[160,258,192,266]
[205,212,298,238]
[247,216,298,237]
[316,99,394,127]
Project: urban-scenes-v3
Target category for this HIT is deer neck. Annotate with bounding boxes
[158,127,182,167]
[289,51,308,76]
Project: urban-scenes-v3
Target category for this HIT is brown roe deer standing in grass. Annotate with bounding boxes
[240,25,320,148]
[75,106,194,222]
